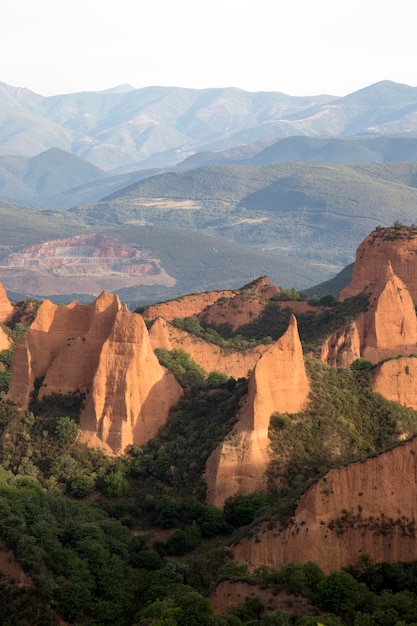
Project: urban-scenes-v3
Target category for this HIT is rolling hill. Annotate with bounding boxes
[74,162,417,268]
[179,133,417,169]
[0,206,323,305]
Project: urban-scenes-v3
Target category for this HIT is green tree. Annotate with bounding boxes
[317,570,358,612]
[228,597,264,622]
[55,416,79,443]
[69,475,96,498]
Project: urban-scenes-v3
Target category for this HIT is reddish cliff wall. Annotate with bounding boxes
[321,261,417,366]
[341,227,417,304]
[80,309,182,454]
[234,436,417,573]
[373,356,417,411]
[7,292,121,407]
[141,290,236,321]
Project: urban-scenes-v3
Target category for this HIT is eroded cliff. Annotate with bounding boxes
[341,226,417,303]
[0,280,13,323]
[141,289,237,322]
[321,261,417,366]
[234,436,417,574]
[198,277,281,332]
[7,292,182,453]
[205,315,310,507]
[373,356,417,411]
[80,309,183,454]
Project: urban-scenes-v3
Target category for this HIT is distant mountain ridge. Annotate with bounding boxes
[2,79,417,171]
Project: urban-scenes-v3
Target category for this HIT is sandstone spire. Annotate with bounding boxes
[7,291,122,407]
[340,226,417,304]
[205,315,310,506]
[0,281,13,323]
[321,260,417,366]
[79,309,182,454]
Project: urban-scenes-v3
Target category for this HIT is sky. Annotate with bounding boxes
[1,0,416,97]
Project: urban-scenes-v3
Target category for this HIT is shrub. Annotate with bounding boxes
[351,358,373,371]
[69,475,96,498]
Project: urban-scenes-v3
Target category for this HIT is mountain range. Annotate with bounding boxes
[2,79,417,173]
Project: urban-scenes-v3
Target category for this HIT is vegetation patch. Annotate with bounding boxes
[202,292,369,356]
[262,359,417,527]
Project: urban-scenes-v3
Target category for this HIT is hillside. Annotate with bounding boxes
[179,133,417,169]
[6,136,417,211]
[5,158,417,304]
[75,162,417,267]
[0,148,164,209]
[0,219,323,305]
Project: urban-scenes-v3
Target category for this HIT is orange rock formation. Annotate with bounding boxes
[149,318,268,380]
[141,290,236,321]
[7,292,182,453]
[80,309,183,454]
[373,356,417,410]
[198,277,280,332]
[321,261,417,366]
[234,436,417,574]
[0,280,13,323]
[205,315,310,506]
[341,226,417,304]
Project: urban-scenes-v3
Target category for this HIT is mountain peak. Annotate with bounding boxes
[98,84,136,94]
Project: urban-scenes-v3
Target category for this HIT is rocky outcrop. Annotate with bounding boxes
[199,291,274,333]
[142,278,284,328]
[0,280,13,323]
[199,280,319,333]
[340,226,417,304]
[321,261,417,366]
[7,292,182,453]
[7,291,121,406]
[141,290,237,321]
[320,322,362,367]
[80,309,183,454]
[198,277,279,332]
[205,315,310,506]
[234,436,417,574]
[373,356,417,411]
[149,318,268,379]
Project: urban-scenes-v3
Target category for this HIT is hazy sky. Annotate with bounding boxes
[2,0,416,97]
